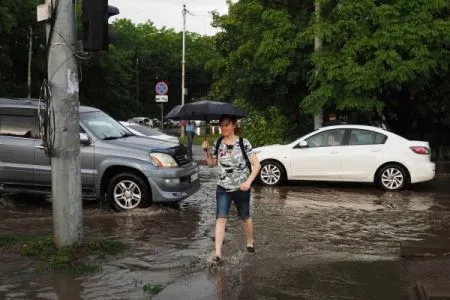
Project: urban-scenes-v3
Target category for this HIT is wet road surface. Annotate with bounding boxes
[1,168,450,300]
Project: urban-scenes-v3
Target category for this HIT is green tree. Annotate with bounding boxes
[78,19,219,120]
[208,0,314,133]
[303,0,450,114]
[0,0,46,97]
[234,98,288,147]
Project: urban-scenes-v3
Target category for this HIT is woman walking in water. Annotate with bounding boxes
[204,115,261,263]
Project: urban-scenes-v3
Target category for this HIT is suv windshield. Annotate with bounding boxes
[81,111,133,140]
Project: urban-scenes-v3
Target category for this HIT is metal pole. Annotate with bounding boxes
[313,0,323,129]
[48,0,82,247]
[182,4,186,106]
[161,103,164,133]
[27,26,33,99]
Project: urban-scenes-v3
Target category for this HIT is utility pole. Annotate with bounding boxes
[181,4,187,137]
[48,0,83,247]
[314,0,323,129]
[182,4,186,106]
[28,26,33,99]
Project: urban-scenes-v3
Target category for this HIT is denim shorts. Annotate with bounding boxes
[216,185,251,220]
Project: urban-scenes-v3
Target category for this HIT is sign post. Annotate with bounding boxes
[155,82,169,133]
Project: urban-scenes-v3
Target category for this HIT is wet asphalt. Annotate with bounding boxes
[1,167,450,300]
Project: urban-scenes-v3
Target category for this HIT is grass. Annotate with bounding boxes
[179,134,220,146]
[143,283,163,295]
[0,235,126,275]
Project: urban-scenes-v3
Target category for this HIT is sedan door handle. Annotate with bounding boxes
[35,145,45,150]
[330,151,340,154]
[371,149,382,152]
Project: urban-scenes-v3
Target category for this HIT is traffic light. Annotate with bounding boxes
[82,0,119,51]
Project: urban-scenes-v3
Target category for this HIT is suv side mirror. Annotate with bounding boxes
[298,140,308,148]
[80,133,91,145]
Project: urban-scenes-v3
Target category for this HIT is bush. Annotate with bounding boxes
[234,99,288,148]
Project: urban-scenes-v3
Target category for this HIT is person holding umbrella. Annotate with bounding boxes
[203,115,261,264]
[166,101,259,262]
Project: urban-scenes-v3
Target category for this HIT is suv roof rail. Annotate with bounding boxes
[0,98,99,113]
[0,98,40,106]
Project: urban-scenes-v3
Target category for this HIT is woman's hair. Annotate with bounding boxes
[219,115,241,136]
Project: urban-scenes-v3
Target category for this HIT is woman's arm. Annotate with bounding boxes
[240,155,261,191]
[246,155,261,184]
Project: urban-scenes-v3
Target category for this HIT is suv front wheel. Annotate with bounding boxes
[107,173,151,211]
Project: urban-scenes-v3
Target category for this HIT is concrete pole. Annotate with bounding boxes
[313,0,323,129]
[27,26,33,99]
[48,0,83,247]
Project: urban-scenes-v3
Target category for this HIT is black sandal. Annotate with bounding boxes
[213,256,224,265]
[246,246,255,254]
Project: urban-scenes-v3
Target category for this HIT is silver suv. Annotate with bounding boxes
[0,98,200,211]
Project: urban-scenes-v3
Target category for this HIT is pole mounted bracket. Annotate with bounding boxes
[37,0,52,22]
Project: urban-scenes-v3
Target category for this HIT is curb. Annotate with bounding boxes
[408,280,450,300]
[400,239,450,258]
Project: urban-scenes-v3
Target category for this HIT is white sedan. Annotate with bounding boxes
[254,125,435,191]
[120,121,179,144]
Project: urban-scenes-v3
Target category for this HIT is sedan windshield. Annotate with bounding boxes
[282,129,320,145]
[81,111,133,140]
[128,124,162,136]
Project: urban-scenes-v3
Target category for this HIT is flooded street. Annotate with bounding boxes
[1,168,450,300]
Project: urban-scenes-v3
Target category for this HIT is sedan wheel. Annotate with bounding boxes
[107,173,150,211]
[260,162,285,186]
[377,165,407,191]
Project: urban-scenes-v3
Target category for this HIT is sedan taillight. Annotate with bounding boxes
[410,146,430,155]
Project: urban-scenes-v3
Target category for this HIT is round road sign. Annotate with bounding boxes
[155,81,169,95]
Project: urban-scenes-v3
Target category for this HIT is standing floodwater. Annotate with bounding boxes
[1,168,450,299]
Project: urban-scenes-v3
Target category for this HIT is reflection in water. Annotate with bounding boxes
[0,168,449,299]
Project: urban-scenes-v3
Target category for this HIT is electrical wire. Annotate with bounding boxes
[39,0,59,157]
[39,0,92,156]
[38,79,56,157]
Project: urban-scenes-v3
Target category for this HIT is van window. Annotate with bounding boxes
[0,109,38,139]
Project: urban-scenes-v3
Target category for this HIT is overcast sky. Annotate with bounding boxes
[109,0,228,36]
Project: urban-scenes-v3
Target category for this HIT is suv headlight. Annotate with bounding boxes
[150,153,178,168]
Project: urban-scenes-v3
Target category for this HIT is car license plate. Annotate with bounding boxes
[191,172,199,182]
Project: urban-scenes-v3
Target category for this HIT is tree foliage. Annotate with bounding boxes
[0,0,46,97]
[208,0,314,133]
[1,0,449,146]
[234,98,288,147]
[78,19,219,120]
[0,1,218,120]
[303,0,450,114]
[209,0,449,145]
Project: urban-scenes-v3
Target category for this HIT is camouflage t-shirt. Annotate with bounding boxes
[211,137,254,192]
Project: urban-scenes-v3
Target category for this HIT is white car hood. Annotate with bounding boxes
[254,144,285,153]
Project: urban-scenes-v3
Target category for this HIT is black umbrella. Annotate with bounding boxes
[165,100,246,121]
